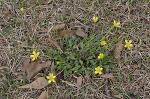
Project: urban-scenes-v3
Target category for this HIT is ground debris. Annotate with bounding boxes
[18,77,48,89]
[22,58,51,80]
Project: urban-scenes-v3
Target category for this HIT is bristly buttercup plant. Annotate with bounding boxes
[124,40,133,50]
[46,73,56,84]
[30,49,40,61]
[47,34,115,76]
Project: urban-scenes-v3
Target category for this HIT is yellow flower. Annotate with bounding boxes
[56,61,60,65]
[30,50,40,61]
[124,40,133,50]
[113,20,121,28]
[20,7,24,12]
[100,40,106,46]
[92,16,99,23]
[98,53,104,59]
[46,73,56,84]
[95,66,103,74]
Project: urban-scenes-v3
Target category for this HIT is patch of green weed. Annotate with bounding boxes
[47,33,116,76]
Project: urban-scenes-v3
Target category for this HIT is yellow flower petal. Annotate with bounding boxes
[128,48,131,50]
[32,51,36,55]
[46,76,50,79]
[52,79,56,82]
[48,80,51,84]
[95,66,103,75]
[114,20,116,24]
[113,20,121,28]
[98,53,104,59]
[56,61,60,65]
[32,57,36,61]
[30,50,40,61]
[37,52,40,56]
[100,40,106,46]
[30,55,34,57]
[20,7,24,12]
[129,40,132,43]
[92,16,99,23]
[95,71,98,74]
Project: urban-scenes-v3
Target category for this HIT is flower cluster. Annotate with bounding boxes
[28,17,134,84]
[94,40,107,74]
[29,49,56,84]
[92,17,133,74]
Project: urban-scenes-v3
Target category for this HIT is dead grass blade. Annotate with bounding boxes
[76,76,83,87]
[102,73,116,82]
[50,61,55,74]
[61,80,76,87]
[60,28,88,38]
[104,79,110,97]
[18,77,48,89]
[113,94,123,99]
[101,73,114,78]
[22,58,30,72]
[38,90,48,99]
[75,29,88,38]
[46,38,63,53]
[113,42,123,61]
[60,29,76,37]
[131,65,140,70]
[51,24,65,31]
[22,58,52,80]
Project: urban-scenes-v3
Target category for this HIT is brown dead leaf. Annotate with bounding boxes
[60,29,76,37]
[76,29,88,38]
[46,38,63,53]
[57,71,64,81]
[113,42,123,61]
[131,65,139,70]
[60,29,88,38]
[51,24,65,31]
[22,58,30,72]
[113,94,123,99]
[76,76,83,87]
[22,58,51,80]
[34,73,44,80]
[47,0,52,4]
[38,90,48,99]
[101,73,114,78]
[18,77,48,89]
[50,61,55,74]
[39,11,44,19]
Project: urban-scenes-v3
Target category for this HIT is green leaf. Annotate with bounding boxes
[85,70,91,76]
[70,55,76,60]
[79,60,83,65]
[71,65,81,71]
[80,42,84,49]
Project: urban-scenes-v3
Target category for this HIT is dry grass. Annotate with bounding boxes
[0,0,150,99]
